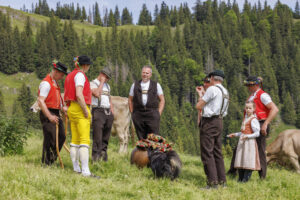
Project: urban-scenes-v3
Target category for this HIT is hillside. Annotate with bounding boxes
[0,131,299,200]
[0,6,154,37]
[0,72,41,115]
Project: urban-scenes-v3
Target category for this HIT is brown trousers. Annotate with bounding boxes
[40,109,65,165]
[92,108,114,161]
[200,117,226,184]
[132,109,160,140]
[228,120,270,178]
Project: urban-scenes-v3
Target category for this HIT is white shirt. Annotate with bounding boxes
[39,81,51,98]
[202,84,229,117]
[74,72,86,87]
[90,79,111,108]
[129,81,163,106]
[248,89,272,106]
[234,115,260,139]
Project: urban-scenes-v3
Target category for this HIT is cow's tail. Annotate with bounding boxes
[130,119,135,146]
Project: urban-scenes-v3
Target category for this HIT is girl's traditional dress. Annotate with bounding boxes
[234,115,261,171]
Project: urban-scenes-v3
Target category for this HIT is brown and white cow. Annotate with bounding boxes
[266,129,300,173]
[31,95,134,153]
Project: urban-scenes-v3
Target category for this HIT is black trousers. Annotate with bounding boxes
[40,110,65,165]
[200,117,226,185]
[132,109,160,140]
[228,120,270,178]
[92,108,114,161]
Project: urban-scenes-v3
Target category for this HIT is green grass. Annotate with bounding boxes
[0,130,299,200]
[0,6,154,37]
[0,72,41,115]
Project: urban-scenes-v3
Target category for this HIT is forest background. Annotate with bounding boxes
[0,0,300,155]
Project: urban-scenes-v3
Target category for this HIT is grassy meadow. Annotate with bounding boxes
[0,6,154,37]
[0,128,299,200]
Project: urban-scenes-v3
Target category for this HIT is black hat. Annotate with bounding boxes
[203,75,210,83]
[78,55,93,65]
[100,67,112,79]
[53,62,68,75]
[244,76,262,85]
[208,70,225,79]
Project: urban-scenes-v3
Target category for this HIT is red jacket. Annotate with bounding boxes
[64,69,91,105]
[247,89,270,120]
[38,74,61,109]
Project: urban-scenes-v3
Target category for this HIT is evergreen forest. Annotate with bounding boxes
[1,0,300,155]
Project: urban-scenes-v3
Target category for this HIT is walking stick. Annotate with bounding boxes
[56,123,64,169]
[63,116,70,153]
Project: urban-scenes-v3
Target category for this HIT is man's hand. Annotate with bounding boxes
[99,74,107,83]
[84,109,89,118]
[196,86,205,97]
[48,114,59,124]
[62,106,68,116]
[261,122,268,136]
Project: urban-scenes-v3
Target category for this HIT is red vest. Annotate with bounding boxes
[248,89,270,120]
[38,74,61,109]
[64,68,91,105]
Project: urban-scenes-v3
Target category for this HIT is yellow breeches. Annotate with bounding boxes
[67,101,91,146]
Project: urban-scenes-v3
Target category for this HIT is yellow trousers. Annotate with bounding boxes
[68,101,91,146]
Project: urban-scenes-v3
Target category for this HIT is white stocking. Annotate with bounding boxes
[70,144,81,173]
[79,146,91,176]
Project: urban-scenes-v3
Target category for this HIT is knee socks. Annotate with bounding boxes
[70,144,81,173]
[79,146,91,176]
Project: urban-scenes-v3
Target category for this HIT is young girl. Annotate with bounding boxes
[227,101,261,182]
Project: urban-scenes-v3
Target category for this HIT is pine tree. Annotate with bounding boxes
[0,89,5,116]
[94,2,102,26]
[295,0,300,19]
[75,3,81,20]
[108,9,115,27]
[81,6,87,22]
[138,4,152,25]
[114,6,121,26]
[121,7,132,25]
[282,92,297,125]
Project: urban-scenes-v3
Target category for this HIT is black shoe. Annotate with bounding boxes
[85,173,101,179]
[201,184,218,190]
[219,182,227,188]
[101,151,108,162]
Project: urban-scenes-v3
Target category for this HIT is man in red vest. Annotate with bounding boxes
[38,61,68,165]
[227,76,278,179]
[64,55,99,178]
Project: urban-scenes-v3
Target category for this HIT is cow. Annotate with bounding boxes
[31,95,134,153]
[266,129,300,173]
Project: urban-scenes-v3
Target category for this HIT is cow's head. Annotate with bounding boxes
[30,101,40,113]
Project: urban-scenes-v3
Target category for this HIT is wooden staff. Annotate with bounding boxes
[63,116,70,153]
[56,123,64,169]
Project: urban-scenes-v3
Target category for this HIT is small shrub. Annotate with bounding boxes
[0,116,28,156]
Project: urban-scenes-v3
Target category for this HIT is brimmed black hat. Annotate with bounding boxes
[203,75,210,83]
[208,69,225,79]
[100,67,112,79]
[244,76,262,85]
[78,55,93,65]
[53,62,68,75]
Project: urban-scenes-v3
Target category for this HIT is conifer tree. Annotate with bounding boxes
[81,6,87,22]
[121,7,132,25]
[114,6,121,26]
[94,2,102,26]
[108,9,115,27]
[282,92,297,125]
[0,89,5,116]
